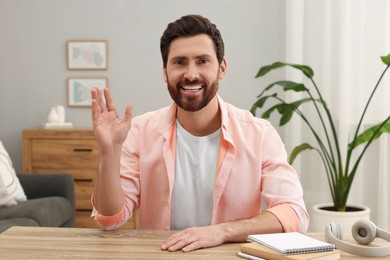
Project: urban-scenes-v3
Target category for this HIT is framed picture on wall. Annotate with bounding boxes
[68,77,108,107]
[67,40,108,70]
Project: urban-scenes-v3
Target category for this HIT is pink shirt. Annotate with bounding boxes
[92,95,309,232]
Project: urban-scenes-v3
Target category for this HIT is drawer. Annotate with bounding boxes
[31,139,98,169]
[32,168,96,181]
[75,180,95,210]
[76,211,100,228]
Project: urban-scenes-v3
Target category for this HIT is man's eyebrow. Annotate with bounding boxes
[170,55,212,60]
[170,56,186,61]
[196,55,212,59]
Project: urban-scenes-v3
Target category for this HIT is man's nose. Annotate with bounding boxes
[184,63,200,81]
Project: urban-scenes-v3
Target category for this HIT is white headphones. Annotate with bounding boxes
[325,219,390,257]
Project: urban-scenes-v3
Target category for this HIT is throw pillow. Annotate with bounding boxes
[0,141,27,202]
[0,174,17,206]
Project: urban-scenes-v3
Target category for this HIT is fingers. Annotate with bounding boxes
[91,87,119,114]
[98,88,108,112]
[123,104,133,125]
[160,231,202,252]
[161,231,180,251]
[182,241,204,252]
[91,89,101,122]
[161,226,224,253]
[104,88,116,112]
[91,87,107,113]
[161,232,190,252]
[91,87,132,126]
[91,99,99,123]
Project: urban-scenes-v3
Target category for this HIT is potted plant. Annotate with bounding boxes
[251,53,390,230]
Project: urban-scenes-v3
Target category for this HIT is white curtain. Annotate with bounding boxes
[284,0,390,231]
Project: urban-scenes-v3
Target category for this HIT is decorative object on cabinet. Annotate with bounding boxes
[44,106,73,129]
[22,129,136,228]
[67,40,108,70]
[67,78,108,107]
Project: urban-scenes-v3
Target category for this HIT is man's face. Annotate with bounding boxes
[163,34,226,112]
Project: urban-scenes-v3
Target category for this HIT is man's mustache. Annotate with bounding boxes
[178,79,206,86]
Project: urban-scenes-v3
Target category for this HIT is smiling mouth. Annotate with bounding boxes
[180,85,203,92]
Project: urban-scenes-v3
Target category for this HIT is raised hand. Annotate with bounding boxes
[91,87,132,154]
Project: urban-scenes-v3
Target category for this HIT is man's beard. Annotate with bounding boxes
[166,77,219,112]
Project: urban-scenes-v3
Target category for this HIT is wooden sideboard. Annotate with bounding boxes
[22,128,136,228]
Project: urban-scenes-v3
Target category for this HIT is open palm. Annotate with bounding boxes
[91,88,132,153]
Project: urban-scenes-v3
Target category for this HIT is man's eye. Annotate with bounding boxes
[199,58,209,64]
[174,60,186,65]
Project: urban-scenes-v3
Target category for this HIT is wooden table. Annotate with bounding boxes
[0,226,389,259]
[0,226,240,259]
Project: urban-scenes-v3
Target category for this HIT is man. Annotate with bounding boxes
[91,14,309,252]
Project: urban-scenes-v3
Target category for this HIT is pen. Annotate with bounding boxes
[236,251,265,260]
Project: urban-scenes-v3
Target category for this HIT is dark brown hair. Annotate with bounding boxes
[160,14,225,67]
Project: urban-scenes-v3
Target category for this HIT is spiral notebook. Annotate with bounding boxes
[247,232,336,255]
[240,243,341,260]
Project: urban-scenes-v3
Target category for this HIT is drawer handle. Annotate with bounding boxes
[73,148,93,152]
[75,178,94,182]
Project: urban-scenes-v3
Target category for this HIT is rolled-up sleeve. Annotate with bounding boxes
[91,202,126,230]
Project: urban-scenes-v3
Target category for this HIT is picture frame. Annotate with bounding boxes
[67,40,108,70]
[68,77,108,107]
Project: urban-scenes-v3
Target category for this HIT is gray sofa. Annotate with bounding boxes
[0,173,75,233]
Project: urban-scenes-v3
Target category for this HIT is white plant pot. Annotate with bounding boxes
[309,203,370,233]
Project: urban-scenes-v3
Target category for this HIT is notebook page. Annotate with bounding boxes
[247,232,335,255]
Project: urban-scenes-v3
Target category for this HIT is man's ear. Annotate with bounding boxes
[163,67,168,83]
[219,57,227,79]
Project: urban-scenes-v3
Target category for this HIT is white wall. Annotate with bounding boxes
[0,0,286,173]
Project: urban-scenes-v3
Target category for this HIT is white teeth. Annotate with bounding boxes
[182,85,202,90]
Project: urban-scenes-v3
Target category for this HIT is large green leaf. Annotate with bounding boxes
[289,143,315,164]
[273,103,295,126]
[279,106,294,126]
[255,62,314,78]
[290,97,316,107]
[257,81,308,98]
[278,98,317,125]
[250,93,277,115]
[349,120,390,150]
[261,104,280,119]
[256,62,286,78]
[381,53,390,66]
[290,64,314,78]
[257,98,316,124]
[258,103,292,123]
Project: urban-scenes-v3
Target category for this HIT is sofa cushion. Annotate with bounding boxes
[0,218,39,233]
[0,197,73,227]
[0,141,27,202]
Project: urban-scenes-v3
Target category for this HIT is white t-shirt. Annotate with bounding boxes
[170,121,221,230]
